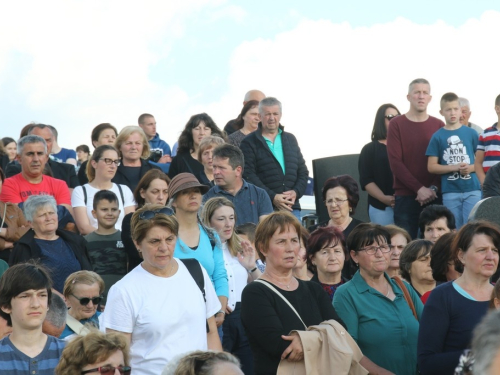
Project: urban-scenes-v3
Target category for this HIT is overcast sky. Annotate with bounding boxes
[2,0,500,170]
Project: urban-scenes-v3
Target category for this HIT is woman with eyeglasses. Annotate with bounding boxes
[103,204,222,375]
[333,223,423,375]
[72,145,135,235]
[121,169,171,271]
[169,173,229,334]
[358,104,401,225]
[60,270,105,340]
[309,175,364,279]
[56,330,131,375]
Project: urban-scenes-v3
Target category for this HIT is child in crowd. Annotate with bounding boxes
[426,92,481,228]
[0,263,66,374]
[84,190,128,304]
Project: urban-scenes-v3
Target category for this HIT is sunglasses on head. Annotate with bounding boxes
[385,114,399,120]
[71,294,102,306]
[81,365,131,375]
[139,207,175,220]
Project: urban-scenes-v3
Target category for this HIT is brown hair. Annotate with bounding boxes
[254,211,301,262]
[134,169,171,208]
[385,225,412,244]
[197,135,225,163]
[86,145,118,183]
[55,330,130,374]
[131,204,179,244]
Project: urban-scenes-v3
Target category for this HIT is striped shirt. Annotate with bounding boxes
[0,335,66,374]
[477,122,500,172]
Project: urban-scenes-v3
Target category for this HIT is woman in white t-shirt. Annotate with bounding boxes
[201,197,261,375]
[103,204,222,375]
[71,145,135,234]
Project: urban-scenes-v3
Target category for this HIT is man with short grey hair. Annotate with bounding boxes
[240,97,308,220]
[458,97,482,134]
[387,78,444,238]
[0,135,72,214]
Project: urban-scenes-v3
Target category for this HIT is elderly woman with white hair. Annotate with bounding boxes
[10,194,93,292]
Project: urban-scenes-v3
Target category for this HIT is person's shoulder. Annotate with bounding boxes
[427,115,445,125]
[46,334,66,349]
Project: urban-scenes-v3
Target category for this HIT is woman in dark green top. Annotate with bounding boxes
[334,223,423,375]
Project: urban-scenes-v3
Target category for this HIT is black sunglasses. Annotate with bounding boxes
[139,207,175,220]
[71,294,103,306]
[385,114,399,120]
[81,365,131,375]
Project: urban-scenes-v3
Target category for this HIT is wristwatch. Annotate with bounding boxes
[429,185,438,193]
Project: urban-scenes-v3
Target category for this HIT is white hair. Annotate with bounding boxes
[459,97,471,109]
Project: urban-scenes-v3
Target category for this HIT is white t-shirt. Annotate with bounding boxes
[222,243,248,310]
[103,259,221,375]
[71,183,135,230]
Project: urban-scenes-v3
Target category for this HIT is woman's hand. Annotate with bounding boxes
[215,312,225,327]
[225,305,233,315]
[237,240,257,270]
[281,332,304,362]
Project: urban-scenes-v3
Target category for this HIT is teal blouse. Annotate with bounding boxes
[333,271,423,375]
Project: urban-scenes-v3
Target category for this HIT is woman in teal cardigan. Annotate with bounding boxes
[333,223,423,375]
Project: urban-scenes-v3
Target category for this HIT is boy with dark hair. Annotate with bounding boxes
[418,204,456,243]
[0,262,65,373]
[84,190,127,304]
[426,92,481,228]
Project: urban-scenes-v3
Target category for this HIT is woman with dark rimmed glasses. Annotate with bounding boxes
[103,204,222,374]
[60,270,105,340]
[55,330,131,375]
[333,223,423,375]
[358,103,401,225]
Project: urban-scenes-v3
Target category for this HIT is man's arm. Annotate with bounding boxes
[474,150,486,184]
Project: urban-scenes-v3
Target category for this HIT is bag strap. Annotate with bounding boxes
[116,184,125,205]
[180,258,209,333]
[391,276,418,321]
[65,314,91,336]
[255,279,307,329]
[82,185,87,206]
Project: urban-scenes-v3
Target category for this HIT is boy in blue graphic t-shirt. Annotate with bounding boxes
[426,92,481,228]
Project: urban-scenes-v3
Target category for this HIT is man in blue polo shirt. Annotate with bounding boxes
[203,144,273,225]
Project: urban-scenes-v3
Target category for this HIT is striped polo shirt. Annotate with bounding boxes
[477,122,500,172]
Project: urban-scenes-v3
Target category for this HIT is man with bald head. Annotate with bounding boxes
[224,90,266,135]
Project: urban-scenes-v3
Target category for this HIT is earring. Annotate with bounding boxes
[349,208,352,212]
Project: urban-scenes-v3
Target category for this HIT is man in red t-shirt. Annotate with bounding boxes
[0,135,72,215]
[387,78,444,238]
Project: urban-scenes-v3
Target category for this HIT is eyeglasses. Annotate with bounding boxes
[138,207,175,220]
[358,244,392,255]
[81,365,131,375]
[99,158,121,166]
[71,294,103,306]
[385,114,399,121]
[324,198,349,206]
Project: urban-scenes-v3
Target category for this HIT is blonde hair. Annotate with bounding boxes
[201,197,241,257]
[63,271,105,299]
[171,350,240,375]
[114,126,150,159]
[55,330,130,374]
[197,135,225,163]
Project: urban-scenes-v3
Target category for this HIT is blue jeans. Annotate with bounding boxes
[292,209,301,222]
[368,205,395,225]
[394,195,442,239]
[443,191,482,228]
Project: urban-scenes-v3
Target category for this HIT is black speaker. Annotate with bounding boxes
[312,154,369,224]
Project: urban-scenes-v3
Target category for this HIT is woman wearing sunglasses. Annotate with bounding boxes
[60,270,105,340]
[72,145,135,235]
[56,330,131,375]
[104,204,222,375]
[121,169,171,271]
[358,104,400,225]
[333,223,423,375]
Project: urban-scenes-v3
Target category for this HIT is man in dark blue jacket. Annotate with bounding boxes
[138,113,172,173]
[240,97,308,220]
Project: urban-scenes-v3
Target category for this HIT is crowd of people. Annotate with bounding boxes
[1,81,500,374]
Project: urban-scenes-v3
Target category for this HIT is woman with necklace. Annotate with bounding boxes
[241,212,385,375]
[307,226,348,301]
[333,223,423,375]
[168,173,229,331]
[72,145,135,235]
[104,204,222,375]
